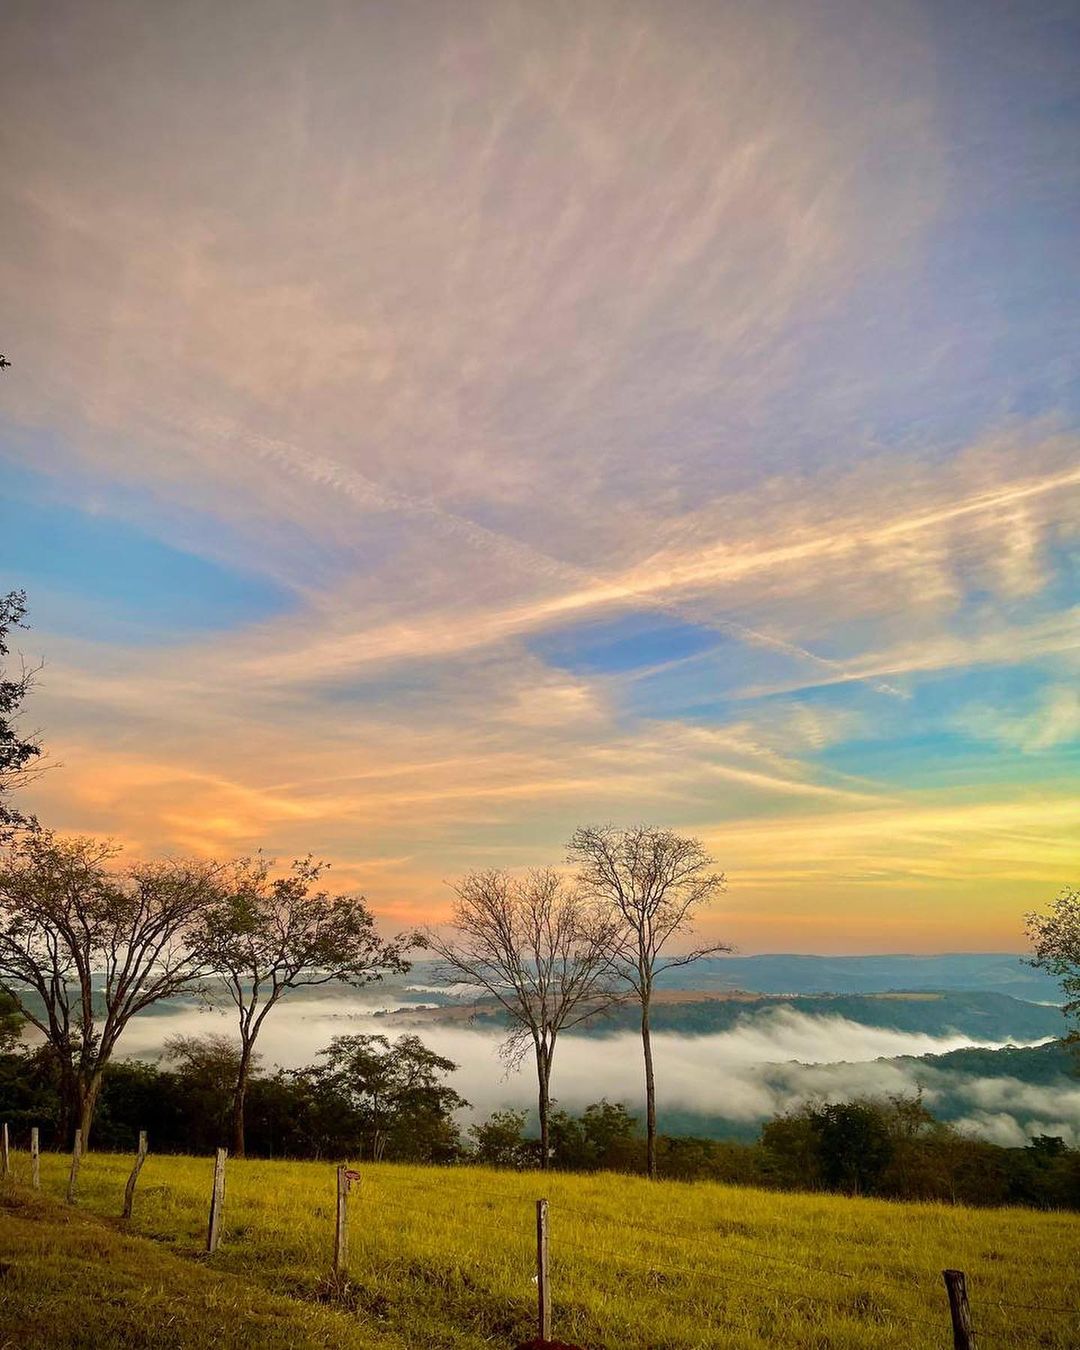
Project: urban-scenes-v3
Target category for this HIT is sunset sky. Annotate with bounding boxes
[1,0,1077,952]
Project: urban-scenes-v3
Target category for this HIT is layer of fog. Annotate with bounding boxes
[116,1000,1075,1146]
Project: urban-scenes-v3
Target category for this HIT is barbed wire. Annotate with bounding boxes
[988,1298,1079,1315]
[347,1180,951,1334]
[549,1229,945,1331]
[554,1200,861,1281]
[27,1160,1077,1339]
[325,1177,1080,1325]
[367,1187,1076,1335]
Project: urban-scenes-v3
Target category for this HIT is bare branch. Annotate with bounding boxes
[0,830,219,1143]
[566,823,729,1177]
[424,867,624,1166]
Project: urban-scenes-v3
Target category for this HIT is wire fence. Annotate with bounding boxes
[3,1127,1077,1350]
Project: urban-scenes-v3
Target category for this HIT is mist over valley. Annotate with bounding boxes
[102,955,1076,1149]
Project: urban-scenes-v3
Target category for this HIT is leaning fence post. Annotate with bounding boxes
[206,1147,227,1253]
[536,1197,551,1342]
[333,1164,350,1277]
[122,1130,149,1221]
[1,1122,9,1177]
[66,1128,82,1204]
[943,1269,976,1350]
[30,1127,40,1190]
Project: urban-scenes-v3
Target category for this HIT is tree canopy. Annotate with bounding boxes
[1027,886,1080,1036]
[0,830,220,1142]
[426,866,621,1167]
[191,854,413,1155]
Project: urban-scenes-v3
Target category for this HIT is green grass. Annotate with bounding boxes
[0,1187,396,1350]
[2,1149,1078,1349]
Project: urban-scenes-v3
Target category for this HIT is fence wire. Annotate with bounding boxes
[9,1146,1078,1347]
[351,1171,1079,1327]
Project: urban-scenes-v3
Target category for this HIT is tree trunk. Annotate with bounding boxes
[231,1043,253,1158]
[57,1060,78,1148]
[641,997,657,1179]
[537,1053,550,1171]
[77,1071,103,1151]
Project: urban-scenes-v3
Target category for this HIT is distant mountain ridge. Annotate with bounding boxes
[648,953,1060,1001]
[399,953,1061,1002]
[383,988,1064,1043]
[589,990,1064,1041]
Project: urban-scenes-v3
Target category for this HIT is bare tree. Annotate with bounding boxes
[567,825,728,1178]
[1026,886,1080,1038]
[425,867,622,1169]
[0,831,219,1144]
[192,855,413,1157]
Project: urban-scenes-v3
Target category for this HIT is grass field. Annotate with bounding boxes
[1,1149,1077,1349]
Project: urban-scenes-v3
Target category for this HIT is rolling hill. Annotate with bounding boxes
[383,989,1066,1042]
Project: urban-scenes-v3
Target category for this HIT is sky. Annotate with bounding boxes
[0,0,1077,953]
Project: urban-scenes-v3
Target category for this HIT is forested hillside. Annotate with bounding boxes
[398,989,1064,1042]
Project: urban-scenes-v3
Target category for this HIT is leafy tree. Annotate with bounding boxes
[814,1102,894,1195]
[426,867,621,1169]
[874,1090,950,1199]
[763,1100,896,1196]
[0,989,22,1052]
[92,1059,181,1152]
[548,1106,588,1168]
[0,590,43,836]
[314,1032,466,1161]
[468,1108,530,1168]
[550,1099,640,1171]
[192,855,413,1157]
[0,1042,61,1142]
[761,1107,825,1189]
[881,1088,936,1140]
[567,825,728,1177]
[243,1069,322,1159]
[163,1033,259,1149]
[657,1134,760,1183]
[580,1098,640,1170]
[0,831,219,1143]
[1028,1133,1068,1159]
[1026,886,1080,1038]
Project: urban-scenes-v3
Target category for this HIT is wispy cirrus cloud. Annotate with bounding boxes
[2,0,1077,950]
[952,686,1080,754]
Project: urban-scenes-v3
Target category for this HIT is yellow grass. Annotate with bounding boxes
[4,1149,1078,1349]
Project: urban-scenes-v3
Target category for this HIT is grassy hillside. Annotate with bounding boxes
[0,1187,393,1349]
[2,1150,1077,1349]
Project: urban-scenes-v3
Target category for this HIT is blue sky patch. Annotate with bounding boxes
[0,472,291,643]
[527,610,723,678]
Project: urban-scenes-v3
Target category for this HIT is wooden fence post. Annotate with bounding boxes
[122,1130,149,1221]
[333,1164,350,1277]
[30,1127,40,1190]
[66,1128,82,1204]
[206,1147,227,1253]
[943,1269,976,1350]
[536,1197,551,1343]
[1,1122,9,1177]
